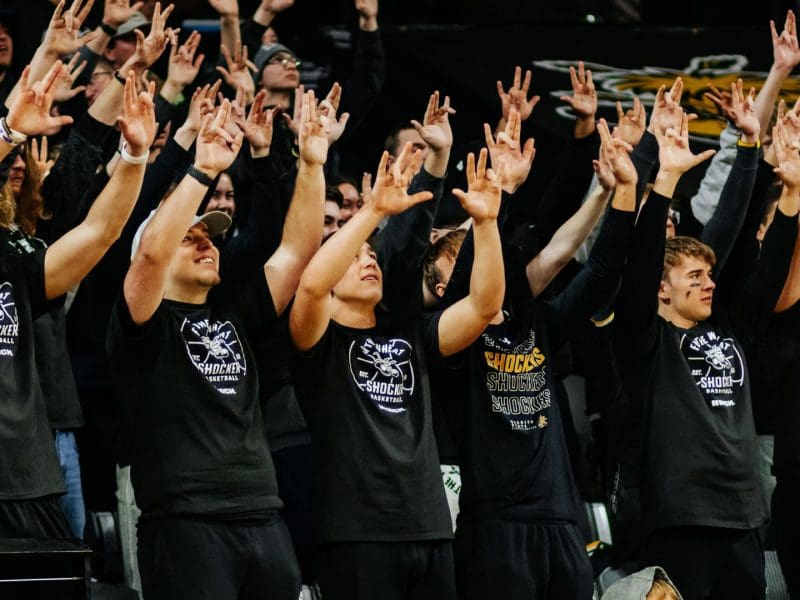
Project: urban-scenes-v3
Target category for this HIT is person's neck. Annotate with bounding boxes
[164,285,210,306]
[658,303,700,329]
[263,88,292,110]
[331,297,377,329]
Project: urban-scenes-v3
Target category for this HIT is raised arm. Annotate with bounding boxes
[262,90,329,316]
[495,66,540,136]
[44,71,155,299]
[289,144,432,351]
[437,149,505,357]
[123,100,243,324]
[209,0,242,55]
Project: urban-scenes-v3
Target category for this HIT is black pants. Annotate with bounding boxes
[138,516,301,600]
[642,526,765,600]
[318,539,456,600]
[773,477,800,598]
[0,496,72,539]
[454,519,593,600]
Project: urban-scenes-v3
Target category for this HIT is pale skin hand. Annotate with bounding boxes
[103,0,145,29]
[43,0,97,58]
[596,118,636,185]
[163,30,204,92]
[297,90,330,166]
[117,70,157,155]
[208,0,239,17]
[705,79,760,142]
[317,82,351,144]
[773,120,800,188]
[7,62,75,135]
[410,90,455,152]
[281,84,305,139]
[217,42,257,107]
[254,0,295,26]
[452,148,502,225]
[653,112,716,197]
[615,96,646,147]
[771,10,800,75]
[368,143,432,218]
[30,137,55,181]
[483,107,535,194]
[765,99,800,165]
[559,61,597,137]
[648,77,689,137]
[237,89,280,158]
[496,66,540,129]
[194,99,245,178]
[121,2,174,75]
[355,0,378,31]
[52,52,88,103]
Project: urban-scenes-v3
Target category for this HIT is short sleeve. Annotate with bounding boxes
[105,291,166,368]
[22,250,64,319]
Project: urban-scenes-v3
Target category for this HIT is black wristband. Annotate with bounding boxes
[100,22,117,36]
[113,70,127,86]
[186,165,214,187]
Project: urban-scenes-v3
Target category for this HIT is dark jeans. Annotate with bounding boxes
[641,525,765,600]
[138,515,301,600]
[454,519,593,600]
[773,477,800,598]
[318,539,456,600]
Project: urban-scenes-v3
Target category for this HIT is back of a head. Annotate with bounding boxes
[422,229,467,301]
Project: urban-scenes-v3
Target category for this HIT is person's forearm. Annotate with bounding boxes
[299,205,382,297]
[86,26,112,56]
[776,218,800,312]
[5,46,55,110]
[276,160,324,266]
[220,14,242,57]
[88,75,125,126]
[689,124,740,226]
[468,218,504,319]
[755,65,791,142]
[424,146,449,179]
[574,115,595,139]
[631,130,660,205]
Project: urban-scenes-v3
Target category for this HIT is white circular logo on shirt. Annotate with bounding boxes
[0,282,19,358]
[181,316,247,395]
[681,330,744,408]
[348,337,415,414]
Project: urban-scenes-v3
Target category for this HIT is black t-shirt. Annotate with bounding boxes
[0,250,65,500]
[106,274,282,521]
[453,303,582,524]
[0,229,84,430]
[641,319,766,532]
[292,315,453,543]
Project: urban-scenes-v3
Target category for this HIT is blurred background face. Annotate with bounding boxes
[9,153,24,195]
[0,22,12,73]
[323,199,340,240]
[260,52,300,91]
[205,173,235,219]
[337,182,360,225]
[85,63,114,105]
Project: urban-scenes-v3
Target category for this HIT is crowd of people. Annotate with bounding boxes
[1,1,800,599]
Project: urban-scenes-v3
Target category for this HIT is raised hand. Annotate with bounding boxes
[117,70,157,155]
[615,96,646,147]
[452,148,502,225]
[369,142,433,216]
[656,112,716,175]
[7,62,75,135]
[103,0,145,29]
[30,137,55,181]
[217,41,257,107]
[52,52,88,103]
[773,119,800,187]
[239,90,280,157]
[772,10,800,74]
[297,91,330,166]
[281,84,305,139]
[209,0,239,16]
[705,79,759,141]
[497,66,540,124]
[317,82,350,144]
[123,2,174,73]
[596,118,636,186]
[483,108,535,194]
[410,91,456,152]
[43,0,97,57]
[260,0,295,13]
[194,99,244,176]
[648,77,687,137]
[165,30,204,89]
[559,61,597,119]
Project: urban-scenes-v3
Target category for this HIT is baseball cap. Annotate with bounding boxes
[130,209,232,260]
[253,42,297,74]
[114,12,150,39]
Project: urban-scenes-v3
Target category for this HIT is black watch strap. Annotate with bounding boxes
[186,165,214,187]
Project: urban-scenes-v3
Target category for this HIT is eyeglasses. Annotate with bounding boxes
[267,56,301,69]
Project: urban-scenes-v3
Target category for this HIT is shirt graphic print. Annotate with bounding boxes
[180,315,247,395]
[680,328,745,408]
[0,282,18,358]
[483,329,551,432]
[348,336,414,414]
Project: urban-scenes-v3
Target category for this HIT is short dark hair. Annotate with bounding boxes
[422,229,466,297]
[383,123,416,156]
[325,185,344,207]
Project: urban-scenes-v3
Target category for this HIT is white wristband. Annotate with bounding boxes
[0,117,27,147]
[120,143,149,165]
